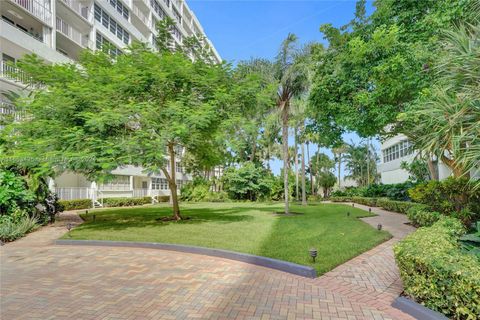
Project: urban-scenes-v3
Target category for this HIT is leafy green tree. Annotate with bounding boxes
[221,162,274,201]
[5,44,232,220]
[318,171,337,198]
[309,0,477,138]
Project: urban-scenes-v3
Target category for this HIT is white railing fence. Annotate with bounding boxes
[133,188,149,197]
[132,4,150,26]
[12,0,52,25]
[56,17,90,48]
[55,187,93,201]
[60,0,89,20]
[0,61,43,89]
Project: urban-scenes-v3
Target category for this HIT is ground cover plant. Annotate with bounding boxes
[65,202,390,275]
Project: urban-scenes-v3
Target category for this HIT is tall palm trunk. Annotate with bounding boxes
[281,102,290,214]
[337,153,341,188]
[307,142,313,195]
[301,141,306,205]
[294,127,299,201]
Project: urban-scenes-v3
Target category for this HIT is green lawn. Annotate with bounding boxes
[66,202,391,275]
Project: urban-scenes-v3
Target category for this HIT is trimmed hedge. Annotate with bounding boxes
[376,198,423,214]
[59,199,92,210]
[351,196,378,207]
[406,205,441,227]
[394,218,480,319]
[329,196,352,202]
[102,197,152,207]
[156,195,170,203]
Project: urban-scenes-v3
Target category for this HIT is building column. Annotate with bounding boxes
[147,178,152,196]
[129,175,134,191]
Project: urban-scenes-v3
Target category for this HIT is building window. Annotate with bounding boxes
[150,0,166,19]
[152,177,169,190]
[94,3,130,44]
[109,0,129,20]
[176,162,183,173]
[176,179,184,188]
[99,175,130,190]
[172,6,181,24]
[382,140,413,163]
[172,26,182,41]
[96,32,123,57]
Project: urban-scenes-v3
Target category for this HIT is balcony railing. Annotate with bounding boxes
[56,17,90,48]
[0,100,25,125]
[0,61,44,89]
[132,4,150,26]
[60,0,89,20]
[11,0,52,25]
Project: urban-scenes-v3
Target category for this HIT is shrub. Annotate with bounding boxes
[376,198,423,214]
[394,218,480,319]
[406,206,441,227]
[351,196,377,207]
[59,199,92,211]
[0,215,39,242]
[157,195,170,203]
[329,196,352,202]
[222,163,275,201]
[0,170,35,217]
[409,177,480,225]
[102,197,151,207]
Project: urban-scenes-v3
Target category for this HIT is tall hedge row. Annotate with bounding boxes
[394,218,480,319]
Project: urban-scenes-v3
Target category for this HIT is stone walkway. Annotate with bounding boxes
[1,205,415,320]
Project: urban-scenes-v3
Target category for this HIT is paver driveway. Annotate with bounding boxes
[1,205,415,320]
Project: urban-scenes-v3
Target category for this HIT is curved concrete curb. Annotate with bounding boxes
[392,297,448,320]
[55,239,317,278]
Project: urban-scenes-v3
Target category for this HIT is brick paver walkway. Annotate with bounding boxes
[1,205,415,320]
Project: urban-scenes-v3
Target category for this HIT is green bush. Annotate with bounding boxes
[59,199,92,211]
[329,196,352,202]
[0,170,36,218]
[102,196,151,207]
[351,196,377,207]
[408,177,480,225]
[332,182,416,201]
[406,206,441,227]
[0,215,39,242]
[157,195,170,203]
[376,198,423,214]
[222,163,275,201]
[394,218,480,319]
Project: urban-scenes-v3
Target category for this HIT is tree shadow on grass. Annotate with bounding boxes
[75,206,260,233]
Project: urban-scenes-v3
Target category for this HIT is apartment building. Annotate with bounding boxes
[377,134,453,184]
[1,0,221,203]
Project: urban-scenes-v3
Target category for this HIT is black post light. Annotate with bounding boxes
[377,223,383,231]
[309,248,318,263]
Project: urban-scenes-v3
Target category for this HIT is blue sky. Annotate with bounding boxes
[188,0,379,176]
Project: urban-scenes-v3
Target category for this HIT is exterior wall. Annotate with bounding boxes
[55,171,91,188]
[377,134,453,184]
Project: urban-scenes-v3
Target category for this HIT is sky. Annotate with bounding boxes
[188,0,379,176]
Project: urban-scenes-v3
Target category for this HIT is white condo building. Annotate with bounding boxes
[0,0,221,203]
[377,134,453,184]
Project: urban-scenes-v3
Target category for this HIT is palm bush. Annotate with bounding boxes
[0,215,38,242]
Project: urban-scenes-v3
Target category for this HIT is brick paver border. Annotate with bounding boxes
[56,239,317,278]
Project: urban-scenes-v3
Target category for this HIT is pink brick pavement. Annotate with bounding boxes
[1,205,415,320]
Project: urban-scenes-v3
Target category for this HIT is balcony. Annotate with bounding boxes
[0,61,44,89]
[56,16,90,48]
[132,3,150,26]
[10,0,52,25]
[59,0,89,20]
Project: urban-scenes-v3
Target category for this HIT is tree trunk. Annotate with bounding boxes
[307,142,314,195]
[427,158,438,181]
[301,141,307,206]
[315,145,320,195]
[294,127,299,201]
[337,153,341,189]
[163,143,181,220]
[251,137,257,162]
[441,154,469,178]
[281,102,290,214]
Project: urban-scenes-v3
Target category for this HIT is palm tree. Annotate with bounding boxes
[343,143,378,187]
[274,34,310,213]
[406,23,480,183]
[332,144,347,189]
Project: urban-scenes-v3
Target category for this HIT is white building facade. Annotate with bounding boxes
[1,0,221,203]
[377,134,452,184]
